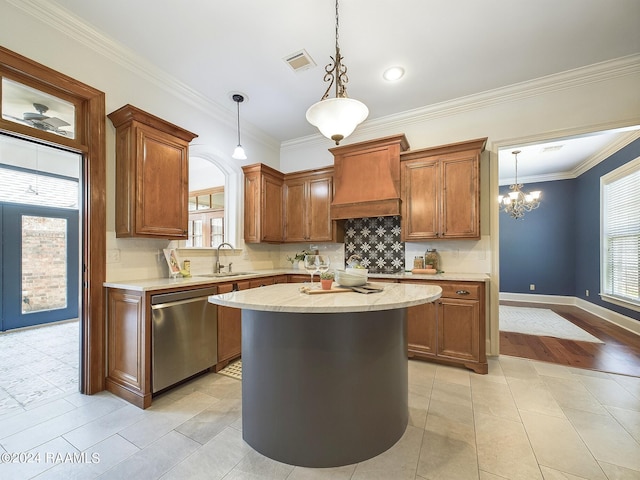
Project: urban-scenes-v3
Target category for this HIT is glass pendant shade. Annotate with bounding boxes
[306,97,369,145]
[232,145,247,160]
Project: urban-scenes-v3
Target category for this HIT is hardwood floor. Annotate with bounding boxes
[499,301,640,377]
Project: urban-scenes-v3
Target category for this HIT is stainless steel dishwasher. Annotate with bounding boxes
[151,286,218,393]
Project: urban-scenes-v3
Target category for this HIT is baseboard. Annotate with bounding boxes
[499,292,640,336]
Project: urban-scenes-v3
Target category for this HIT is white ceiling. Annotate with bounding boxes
[41,0,640,180]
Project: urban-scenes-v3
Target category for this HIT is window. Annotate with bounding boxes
[601,156,640,310]
[186,187,225,247]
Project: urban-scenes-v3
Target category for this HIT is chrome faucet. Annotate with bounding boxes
[215,242,235,273]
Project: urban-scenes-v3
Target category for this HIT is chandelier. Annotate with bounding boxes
[305,0,369,145]
[498,150,541,219]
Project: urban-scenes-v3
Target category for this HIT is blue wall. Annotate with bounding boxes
[500,138,640,321]
[499,179,576,295]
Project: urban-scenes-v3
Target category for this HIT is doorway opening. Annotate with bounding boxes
[0,134,82,413]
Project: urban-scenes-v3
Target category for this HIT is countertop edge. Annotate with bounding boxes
[104,269,490,292]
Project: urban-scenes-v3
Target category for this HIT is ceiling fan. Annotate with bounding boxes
[4,103,71,135]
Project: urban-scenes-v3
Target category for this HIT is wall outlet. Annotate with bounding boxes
[586,289,590,296]
[529,284,536,291]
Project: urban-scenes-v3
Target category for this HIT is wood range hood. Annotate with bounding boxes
[329,134,410,220]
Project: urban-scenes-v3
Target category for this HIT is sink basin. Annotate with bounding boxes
[196,272,254,278]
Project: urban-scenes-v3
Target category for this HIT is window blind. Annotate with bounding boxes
[602,160,640,306]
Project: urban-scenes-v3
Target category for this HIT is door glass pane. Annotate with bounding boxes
[192,219,203,247]
[22,215,67,314]
[197,194,211,210]
[2,78,76,139]
[211,192,224,209]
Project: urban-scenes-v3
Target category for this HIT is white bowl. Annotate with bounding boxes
[346,267,368,276]
[336,270,367,287]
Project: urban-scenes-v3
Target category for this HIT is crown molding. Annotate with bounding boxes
[572,129,640,177]
[7,0,279,151]
[284,54,640,151]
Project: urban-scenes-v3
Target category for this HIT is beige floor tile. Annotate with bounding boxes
[97,430,200,479]
[531,360,574,379]
[539,465,591,479]
[470,377,520,422]
[174,397,241,445]
[609,374,640,399]
[508,377,566,418]
[34,433,139,479]
[430,380,472,409]
[598,461,640,480]
[227,447,294,479]
[605,405,640,444]
[434,364,471,387]
[0,398,76,440]
[118,391,218,448]
[542,375,608,416]
[351,425,423,480]
[479,471,510,479]
[483,357,508,385]
[499,355,541,380]
[520,411,606,479]
[161,427,251,480]
[287,464,356,480]
[63,403,147,451]
[417,405,478,480]
[578,376,640,411]
[475,411,542,480]
[408,360,437,387]
[563,407,640,472]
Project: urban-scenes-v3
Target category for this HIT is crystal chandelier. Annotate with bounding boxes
[498,150,541,219]
[305,0,369,145]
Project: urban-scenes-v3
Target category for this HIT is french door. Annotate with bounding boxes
[1,203,79,331]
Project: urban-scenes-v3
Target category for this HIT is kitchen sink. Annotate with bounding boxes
[196,272,254,278]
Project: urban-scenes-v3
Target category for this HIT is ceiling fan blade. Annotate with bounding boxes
[42,117,70,128]
[23,112,49,121]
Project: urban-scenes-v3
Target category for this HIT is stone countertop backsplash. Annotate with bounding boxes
[104,269,490,292]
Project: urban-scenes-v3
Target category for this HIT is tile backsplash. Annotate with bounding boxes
[344,216,404,273]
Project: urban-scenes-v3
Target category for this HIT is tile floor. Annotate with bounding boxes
[0,323,640,480]
[0,352,637,479]
[0,320,79,416]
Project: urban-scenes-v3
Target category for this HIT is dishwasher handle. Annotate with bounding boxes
[151,295,211,310]
[150,286,218,306]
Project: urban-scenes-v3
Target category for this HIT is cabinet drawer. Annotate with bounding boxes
[439,283,481,300]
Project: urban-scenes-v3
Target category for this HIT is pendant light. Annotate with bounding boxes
[232,94,247,160]
[498,150,542,219]
[305,0,369,145]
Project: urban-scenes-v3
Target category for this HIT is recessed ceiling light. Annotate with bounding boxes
[383,66,405,82]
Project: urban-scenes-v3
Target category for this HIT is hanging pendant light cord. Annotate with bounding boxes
[235,96,242,146]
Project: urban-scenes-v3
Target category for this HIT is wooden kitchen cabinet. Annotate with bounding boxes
[404,279,487,374]
[216,280,250,368]
[284,167,335,242]
[400,138,486,240]
[107,104,198,239]
[242,163,284,243]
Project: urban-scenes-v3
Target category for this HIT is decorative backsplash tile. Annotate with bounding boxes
[344,216,404,273]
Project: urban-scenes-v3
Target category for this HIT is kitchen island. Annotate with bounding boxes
[209,282,442,467]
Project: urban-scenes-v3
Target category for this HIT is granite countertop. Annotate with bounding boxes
[208,282,443,313]
[103,269,490,292]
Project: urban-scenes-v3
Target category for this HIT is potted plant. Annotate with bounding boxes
[320,271,335,290]
[286,249,313,269]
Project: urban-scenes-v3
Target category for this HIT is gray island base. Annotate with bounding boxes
[209,282,442,467]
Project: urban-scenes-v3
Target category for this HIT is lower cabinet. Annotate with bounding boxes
[215,281,250,369]
[404,280,487,374]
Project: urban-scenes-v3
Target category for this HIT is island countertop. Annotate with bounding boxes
[208,282,442,313]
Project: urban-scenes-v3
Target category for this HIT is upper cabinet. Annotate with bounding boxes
[242,163,284,243]
[329,134,409,220]
[284,167,335,242]
[108,105,198,239]
[400,138,486,241]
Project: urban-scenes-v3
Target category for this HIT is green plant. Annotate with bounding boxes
[286,249,314,264]
[320,271,335,280]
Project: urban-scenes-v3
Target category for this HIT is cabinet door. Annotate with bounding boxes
[407,302,437,356]
[401,157,439,240]
[437,298,480,362]
[261,174,284,242]
[308,175,333,241]
[441,153,479,238]
[135,124,189,238]
[243,171,260,243]
[217,281,249,363]
[284,178,307,242]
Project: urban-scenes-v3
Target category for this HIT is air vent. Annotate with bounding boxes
[283,49,316,72]
[542,145,564,153]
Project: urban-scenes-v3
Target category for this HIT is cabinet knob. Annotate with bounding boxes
[456,290,470,295]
